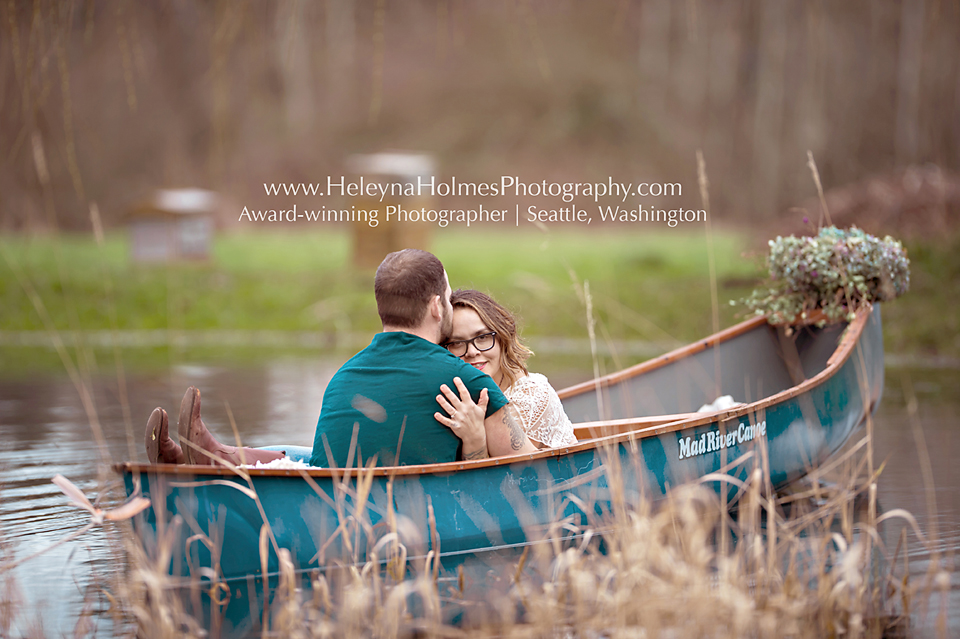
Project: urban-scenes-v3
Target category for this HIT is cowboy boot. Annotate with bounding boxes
[144,407,185,464]
[177,387,284,466]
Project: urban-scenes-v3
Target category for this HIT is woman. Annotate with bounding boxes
[435,289,577,450]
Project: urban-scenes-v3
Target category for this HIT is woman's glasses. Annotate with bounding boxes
[443,332,497,357]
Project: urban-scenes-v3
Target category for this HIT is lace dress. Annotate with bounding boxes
[503,373,578,448]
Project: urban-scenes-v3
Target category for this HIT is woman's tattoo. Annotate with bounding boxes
[505,407,525,450]
[464,447,487,461]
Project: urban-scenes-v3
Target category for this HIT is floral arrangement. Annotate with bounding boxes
[742,226,910,326]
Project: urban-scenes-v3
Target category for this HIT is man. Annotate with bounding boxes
[309,248,537,467]
[146,249,536,467]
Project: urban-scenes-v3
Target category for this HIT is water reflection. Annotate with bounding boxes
[869,402,960,638]
[0,358,344,636]
[0,362,957,636]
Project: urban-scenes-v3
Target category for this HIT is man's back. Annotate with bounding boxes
[309,331,507,467]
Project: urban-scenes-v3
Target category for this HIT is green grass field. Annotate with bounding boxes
[0,227,953,376]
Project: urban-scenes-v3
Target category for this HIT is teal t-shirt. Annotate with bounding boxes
[309,331,509,467]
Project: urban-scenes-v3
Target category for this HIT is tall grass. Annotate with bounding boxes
[80,434,932,639]
[13,395,931,639]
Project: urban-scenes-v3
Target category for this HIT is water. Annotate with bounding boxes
[868,400,960,636]
[0,362,956,636]
[0,359,341,636]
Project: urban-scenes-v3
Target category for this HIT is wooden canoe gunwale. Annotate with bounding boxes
[113,306,873,480]
[555,313,770,399]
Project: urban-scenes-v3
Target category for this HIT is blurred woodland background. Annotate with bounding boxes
[2,0,959,235]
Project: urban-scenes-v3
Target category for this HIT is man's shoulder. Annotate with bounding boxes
[327,330,506,401]
[335,332,441,364]
[329,332,461,381]
[368,331,452,356]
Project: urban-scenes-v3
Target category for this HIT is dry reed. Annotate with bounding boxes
[62,428,928,639]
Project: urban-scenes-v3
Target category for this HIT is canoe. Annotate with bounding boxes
[116,304,884,633]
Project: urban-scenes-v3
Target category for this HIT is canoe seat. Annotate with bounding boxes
[573,413,698,441]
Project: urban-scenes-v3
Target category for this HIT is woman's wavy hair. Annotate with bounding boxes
[450,289,532,388]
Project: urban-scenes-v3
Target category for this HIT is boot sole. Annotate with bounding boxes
[144,407,165,464]
[178,387,200,465]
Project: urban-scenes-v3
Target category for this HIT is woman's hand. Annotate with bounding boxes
[435,377,489,460]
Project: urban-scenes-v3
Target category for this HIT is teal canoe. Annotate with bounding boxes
[116,305,884,633]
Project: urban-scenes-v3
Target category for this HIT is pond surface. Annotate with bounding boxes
[0,360,956,637]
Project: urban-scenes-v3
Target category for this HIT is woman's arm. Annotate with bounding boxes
[435,377,538,459]
[483,404,538,457]
[507,374,578,448]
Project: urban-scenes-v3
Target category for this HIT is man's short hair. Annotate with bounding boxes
[375,249,446,328]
